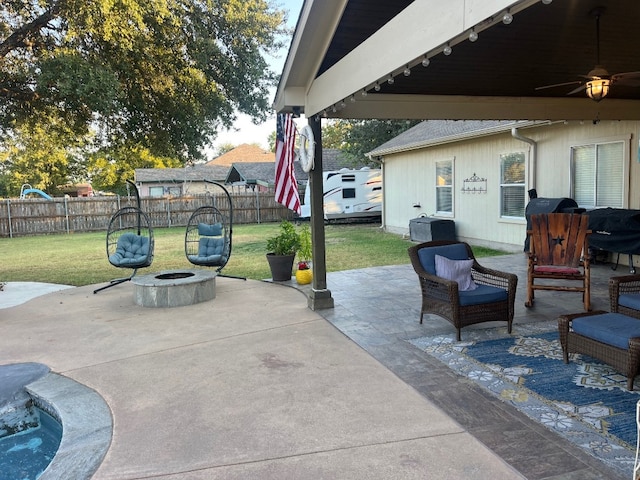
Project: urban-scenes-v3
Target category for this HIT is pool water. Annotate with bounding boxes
[0,408,62,480]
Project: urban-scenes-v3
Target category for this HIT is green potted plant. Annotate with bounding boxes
[295,224,313,285]
[266,220,301,281]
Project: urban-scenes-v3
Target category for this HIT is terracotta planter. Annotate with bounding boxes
[266,253,295,281]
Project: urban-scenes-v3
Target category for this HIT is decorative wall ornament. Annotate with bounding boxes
[462,173,487,193]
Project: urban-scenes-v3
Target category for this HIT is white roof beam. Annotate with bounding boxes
[323,94,640,121]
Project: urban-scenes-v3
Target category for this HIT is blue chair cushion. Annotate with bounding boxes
[458,284,508,306]
[417,243,470,275]
[198,237,225,257]
[571,313,640,350]
[619,293,640,311]
[109,233,150,266]
[187,237,227,265]
[198,222,223,236]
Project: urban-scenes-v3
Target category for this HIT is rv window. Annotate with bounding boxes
[342,175,356,182]
[343,188,356,199]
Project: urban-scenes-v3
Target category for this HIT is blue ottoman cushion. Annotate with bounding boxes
[572,313,640,350]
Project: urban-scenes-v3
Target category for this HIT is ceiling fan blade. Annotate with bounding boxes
[567,84,587,95]
[612,71,640,87]
[535,80,582,91]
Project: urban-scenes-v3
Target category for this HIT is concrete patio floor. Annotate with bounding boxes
[0,273,521,479]
[0,250,632,479]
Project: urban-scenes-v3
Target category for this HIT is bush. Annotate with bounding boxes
[266,220,300,256]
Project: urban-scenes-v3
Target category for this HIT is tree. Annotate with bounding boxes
[216,143,237,157]
[0,112,88,196]
[1,0,289,162]
[319,119,420,166]
[87,144,181,195]
[321,120,351,149]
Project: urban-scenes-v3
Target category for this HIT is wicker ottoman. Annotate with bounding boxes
[558,310,640,391]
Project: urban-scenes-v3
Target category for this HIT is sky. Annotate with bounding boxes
[208,0,304,157]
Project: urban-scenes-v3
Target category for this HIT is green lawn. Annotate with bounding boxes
[0,223,507,286]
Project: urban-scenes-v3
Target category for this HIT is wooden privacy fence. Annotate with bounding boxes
[0,191,294,238]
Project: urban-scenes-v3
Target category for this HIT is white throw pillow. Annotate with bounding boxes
[434,254,478,291]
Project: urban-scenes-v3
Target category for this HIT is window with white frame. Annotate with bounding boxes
[435,159,453,214]
[571,141,624,208]
[500,152,526,218]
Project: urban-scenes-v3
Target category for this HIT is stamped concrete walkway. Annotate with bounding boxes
[319,253,629,480]
[0,276,521,479]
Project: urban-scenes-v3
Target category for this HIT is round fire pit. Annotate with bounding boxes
[132,269,216,308]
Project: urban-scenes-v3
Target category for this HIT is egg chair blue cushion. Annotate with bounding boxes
[198,222,223,236]
[109,233,150,267]
[188,237,228,265]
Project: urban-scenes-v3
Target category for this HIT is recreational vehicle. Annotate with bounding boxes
[299,167,382,221]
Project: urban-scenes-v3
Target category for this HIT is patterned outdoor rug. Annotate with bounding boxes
[409,321,639,478]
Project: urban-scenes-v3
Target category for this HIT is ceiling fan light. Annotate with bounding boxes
[585,79,610,102]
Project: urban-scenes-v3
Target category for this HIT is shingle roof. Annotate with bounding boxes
[135,165,229,182]
[225,148,369,185]
[368,120,546,157]
[206,144,274,166]
[227,162,277,185]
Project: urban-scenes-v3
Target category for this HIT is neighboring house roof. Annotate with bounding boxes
[225,149,371,186]
[368,120,548,157]
[135,165,229,183]
[320,148,367,172]
[227,162,277,186]
[207,144,274,166]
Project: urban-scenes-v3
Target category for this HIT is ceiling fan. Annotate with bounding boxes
[535,7,640,102]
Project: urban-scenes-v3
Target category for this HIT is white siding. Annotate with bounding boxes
[383,120,640,252]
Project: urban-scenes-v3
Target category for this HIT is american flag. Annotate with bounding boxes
[275,113,301,214]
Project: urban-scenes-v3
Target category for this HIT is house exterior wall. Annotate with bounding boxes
[137,182,222,197]
[383,120,640,253]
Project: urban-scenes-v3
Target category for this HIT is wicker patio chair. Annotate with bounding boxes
[558,310,640,391]
[525,213,592,311]
[610,274,640,319]
[408,240,518,341]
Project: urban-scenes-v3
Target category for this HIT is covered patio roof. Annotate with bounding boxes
[274,0,640,121]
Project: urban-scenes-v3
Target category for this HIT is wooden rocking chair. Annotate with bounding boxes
[525,213,592,310]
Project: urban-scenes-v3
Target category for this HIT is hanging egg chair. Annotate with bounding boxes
[94,180,154,293]
[185,180,245,280]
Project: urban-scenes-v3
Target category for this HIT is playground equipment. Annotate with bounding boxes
[20,184,53,200]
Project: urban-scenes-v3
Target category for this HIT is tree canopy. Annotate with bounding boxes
[322,119,420,166]
[1,0,288,170]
